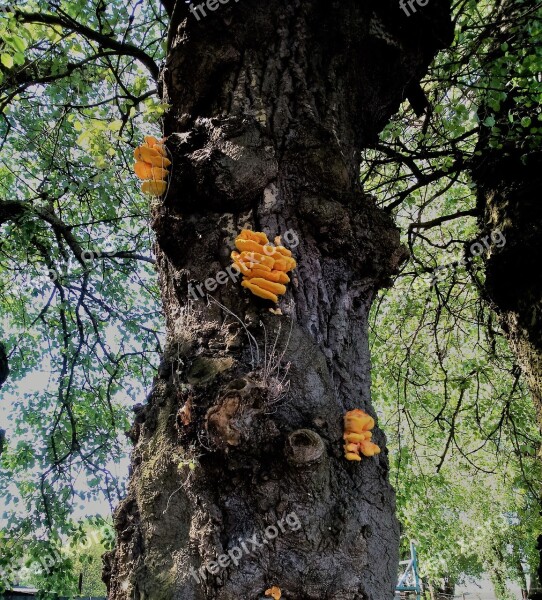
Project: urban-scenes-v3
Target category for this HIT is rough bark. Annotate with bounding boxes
[106,2,453,599]
[474,147,542,429]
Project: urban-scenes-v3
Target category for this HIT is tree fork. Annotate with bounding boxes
[106,2,453,599]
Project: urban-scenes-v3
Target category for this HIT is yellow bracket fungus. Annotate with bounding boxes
[133,136,170,196]
[232,229,296,304]
[343,409,381,460]
[241,279,279,303]
[141,180,167,196]
[248,277,287,296]
[265,587,281,600]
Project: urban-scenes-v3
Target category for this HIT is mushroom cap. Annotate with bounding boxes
[144,135,161,147]
[344,415,373,434]
[265,587,282,600]
[344,443,359,453]
[141,180,167,196]
[242,251,275,269]
[246,268,290,284]
[273,256,297,272]
[248,277,287,296]
[151,166,169,180]
[345,452,362,461]
[273,245,292,257]
[239,229,269,245]
[241,280,278,303]
[235,238,265,255]
[345,409,374,430]
[230,252,252,274]
[134,145,171,167]
[359,440,381,457]
[346,408,368,418]
[344,432,371,443]
[232,251,274,271]
[134,161,153,180]
[134,145,159,162]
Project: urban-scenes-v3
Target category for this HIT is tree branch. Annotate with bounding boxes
[408,208,479,232]
[14,10,160,81]
[160,0,176,17]
[0,199,29,224]
[0,51,121,112]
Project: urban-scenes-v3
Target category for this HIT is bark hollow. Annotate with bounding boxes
[106,2,453,599]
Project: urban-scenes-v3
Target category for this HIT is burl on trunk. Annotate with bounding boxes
[105,2,452,599]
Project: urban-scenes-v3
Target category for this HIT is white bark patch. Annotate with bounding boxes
[263,183,279,211]
[221,212,254,245]
[222,214,238,243]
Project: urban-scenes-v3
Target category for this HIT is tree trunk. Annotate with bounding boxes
[474,143,542,599]
[435,577,455,600]
[472,93,542,600]
[0,342,8,389]
[474,143,542,431]
[105,2,453,599]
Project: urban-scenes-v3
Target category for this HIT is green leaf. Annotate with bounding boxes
[9,35,28,53]
[108,119,123,132]
[1,53,13,68]
[12,52,25,66]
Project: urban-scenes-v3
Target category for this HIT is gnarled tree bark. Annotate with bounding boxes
[105,2,453,599]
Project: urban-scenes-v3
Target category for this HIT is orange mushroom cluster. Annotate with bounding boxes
[133,136,171,196]
[231,230,296,304]
[265,587,281,600]
[343,409,381,461]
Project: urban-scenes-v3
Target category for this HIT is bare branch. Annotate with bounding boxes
[408,208,478,232]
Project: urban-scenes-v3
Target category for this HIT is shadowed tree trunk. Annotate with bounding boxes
[0,343,7,456]
[473,91,542,436]
[469,2,542,594]
[473,95,542,600]
[436,577,455,600]
[0,343,8,389]
[105,2,452,599]
[474,135,542,600]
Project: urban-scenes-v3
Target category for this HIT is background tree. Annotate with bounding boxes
[362,1,542,594]
[371,266,541,598]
